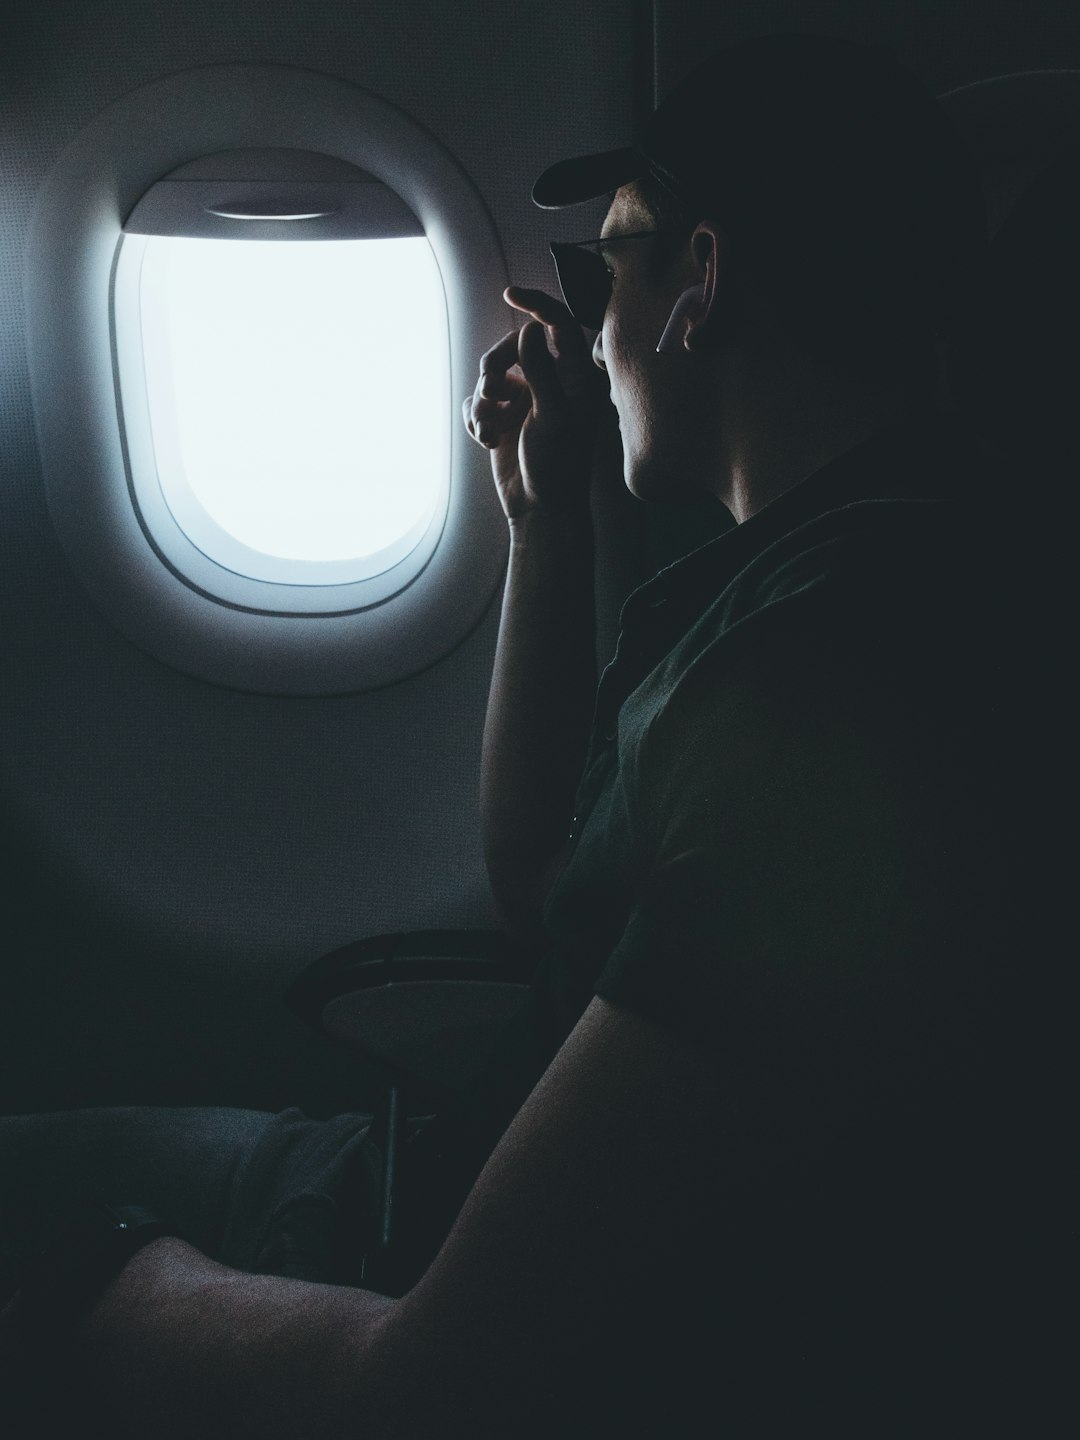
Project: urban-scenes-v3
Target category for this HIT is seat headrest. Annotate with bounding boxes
[949,147,1080,480]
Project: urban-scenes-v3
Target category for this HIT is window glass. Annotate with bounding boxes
[137,234,448,584]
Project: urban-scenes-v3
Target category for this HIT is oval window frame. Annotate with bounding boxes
[25,65,509,694]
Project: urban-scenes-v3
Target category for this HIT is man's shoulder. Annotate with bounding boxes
[622,488,992,802]
[714,411,988,621]
[652,491,967,696]
[728,492,963,619]
[619,418,1001,768]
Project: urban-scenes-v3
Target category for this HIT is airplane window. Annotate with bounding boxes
[25,64,509,694]
[122,233,448,587]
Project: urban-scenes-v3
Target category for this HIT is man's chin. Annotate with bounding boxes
[624,455,696,506]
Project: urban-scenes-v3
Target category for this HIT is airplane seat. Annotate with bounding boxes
[943,70,1080,485]
[948,145,1080,485]
[943,97,1078,1171]
[943,74,1078,806]
[944,120,1079,765]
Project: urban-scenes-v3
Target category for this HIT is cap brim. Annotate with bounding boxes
[531,146,643,209]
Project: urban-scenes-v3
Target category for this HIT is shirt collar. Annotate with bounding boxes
[619,413,973,627]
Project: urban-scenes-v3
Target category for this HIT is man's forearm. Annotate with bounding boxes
[75,1238,398,1439]
[481,507,596,940]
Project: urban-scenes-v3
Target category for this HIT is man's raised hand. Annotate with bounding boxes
[462,287,606,522]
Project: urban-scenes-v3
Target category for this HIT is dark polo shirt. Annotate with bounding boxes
[399,416,1051,1431]
[473,415,1013,1093]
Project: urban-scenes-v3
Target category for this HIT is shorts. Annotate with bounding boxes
[0,1105,381,1291]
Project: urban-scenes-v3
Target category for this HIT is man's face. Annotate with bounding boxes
[592,184,710,504]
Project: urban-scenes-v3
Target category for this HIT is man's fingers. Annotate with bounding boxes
[465,286,596,450]
[516,320,565,412]
[505,286,595,369]
[504,286,577,328]
[478,329,524,400]
[469,327,531,446]
[464,375,529,448]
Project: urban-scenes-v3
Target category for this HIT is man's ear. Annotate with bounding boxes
[656,283,708,354]
[683,221,728,352]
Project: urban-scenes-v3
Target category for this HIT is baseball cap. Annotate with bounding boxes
[533,34,986,375]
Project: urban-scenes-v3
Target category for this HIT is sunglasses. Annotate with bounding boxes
[549,230,670,330]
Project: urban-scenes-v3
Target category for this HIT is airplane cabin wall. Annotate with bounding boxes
[1,0,1075,1117]
[0,0,641,1115]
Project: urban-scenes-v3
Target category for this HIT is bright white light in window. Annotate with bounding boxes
[137,235,449,584]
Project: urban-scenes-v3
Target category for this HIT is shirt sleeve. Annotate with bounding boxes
[594,606,1005,1120]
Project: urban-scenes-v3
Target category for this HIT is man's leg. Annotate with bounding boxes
[1,1104,380,1436]
[0,1104,380,1287]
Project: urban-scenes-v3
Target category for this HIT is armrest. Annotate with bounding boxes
[283,930,533,1092]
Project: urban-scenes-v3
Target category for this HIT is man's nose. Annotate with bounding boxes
[591,329,606,371]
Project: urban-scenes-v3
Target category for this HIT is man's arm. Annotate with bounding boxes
[481,504,596,941]
[466,289,605,943]
[68,1240,398,1437]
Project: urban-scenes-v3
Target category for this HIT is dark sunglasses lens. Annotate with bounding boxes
[549,243,611,330]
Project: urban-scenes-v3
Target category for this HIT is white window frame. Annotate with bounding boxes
[25,65,509,694]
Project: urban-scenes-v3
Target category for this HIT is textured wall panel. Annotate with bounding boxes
[0,0,642,1111]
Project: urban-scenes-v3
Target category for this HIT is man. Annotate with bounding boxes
[2,34,1046,1436]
